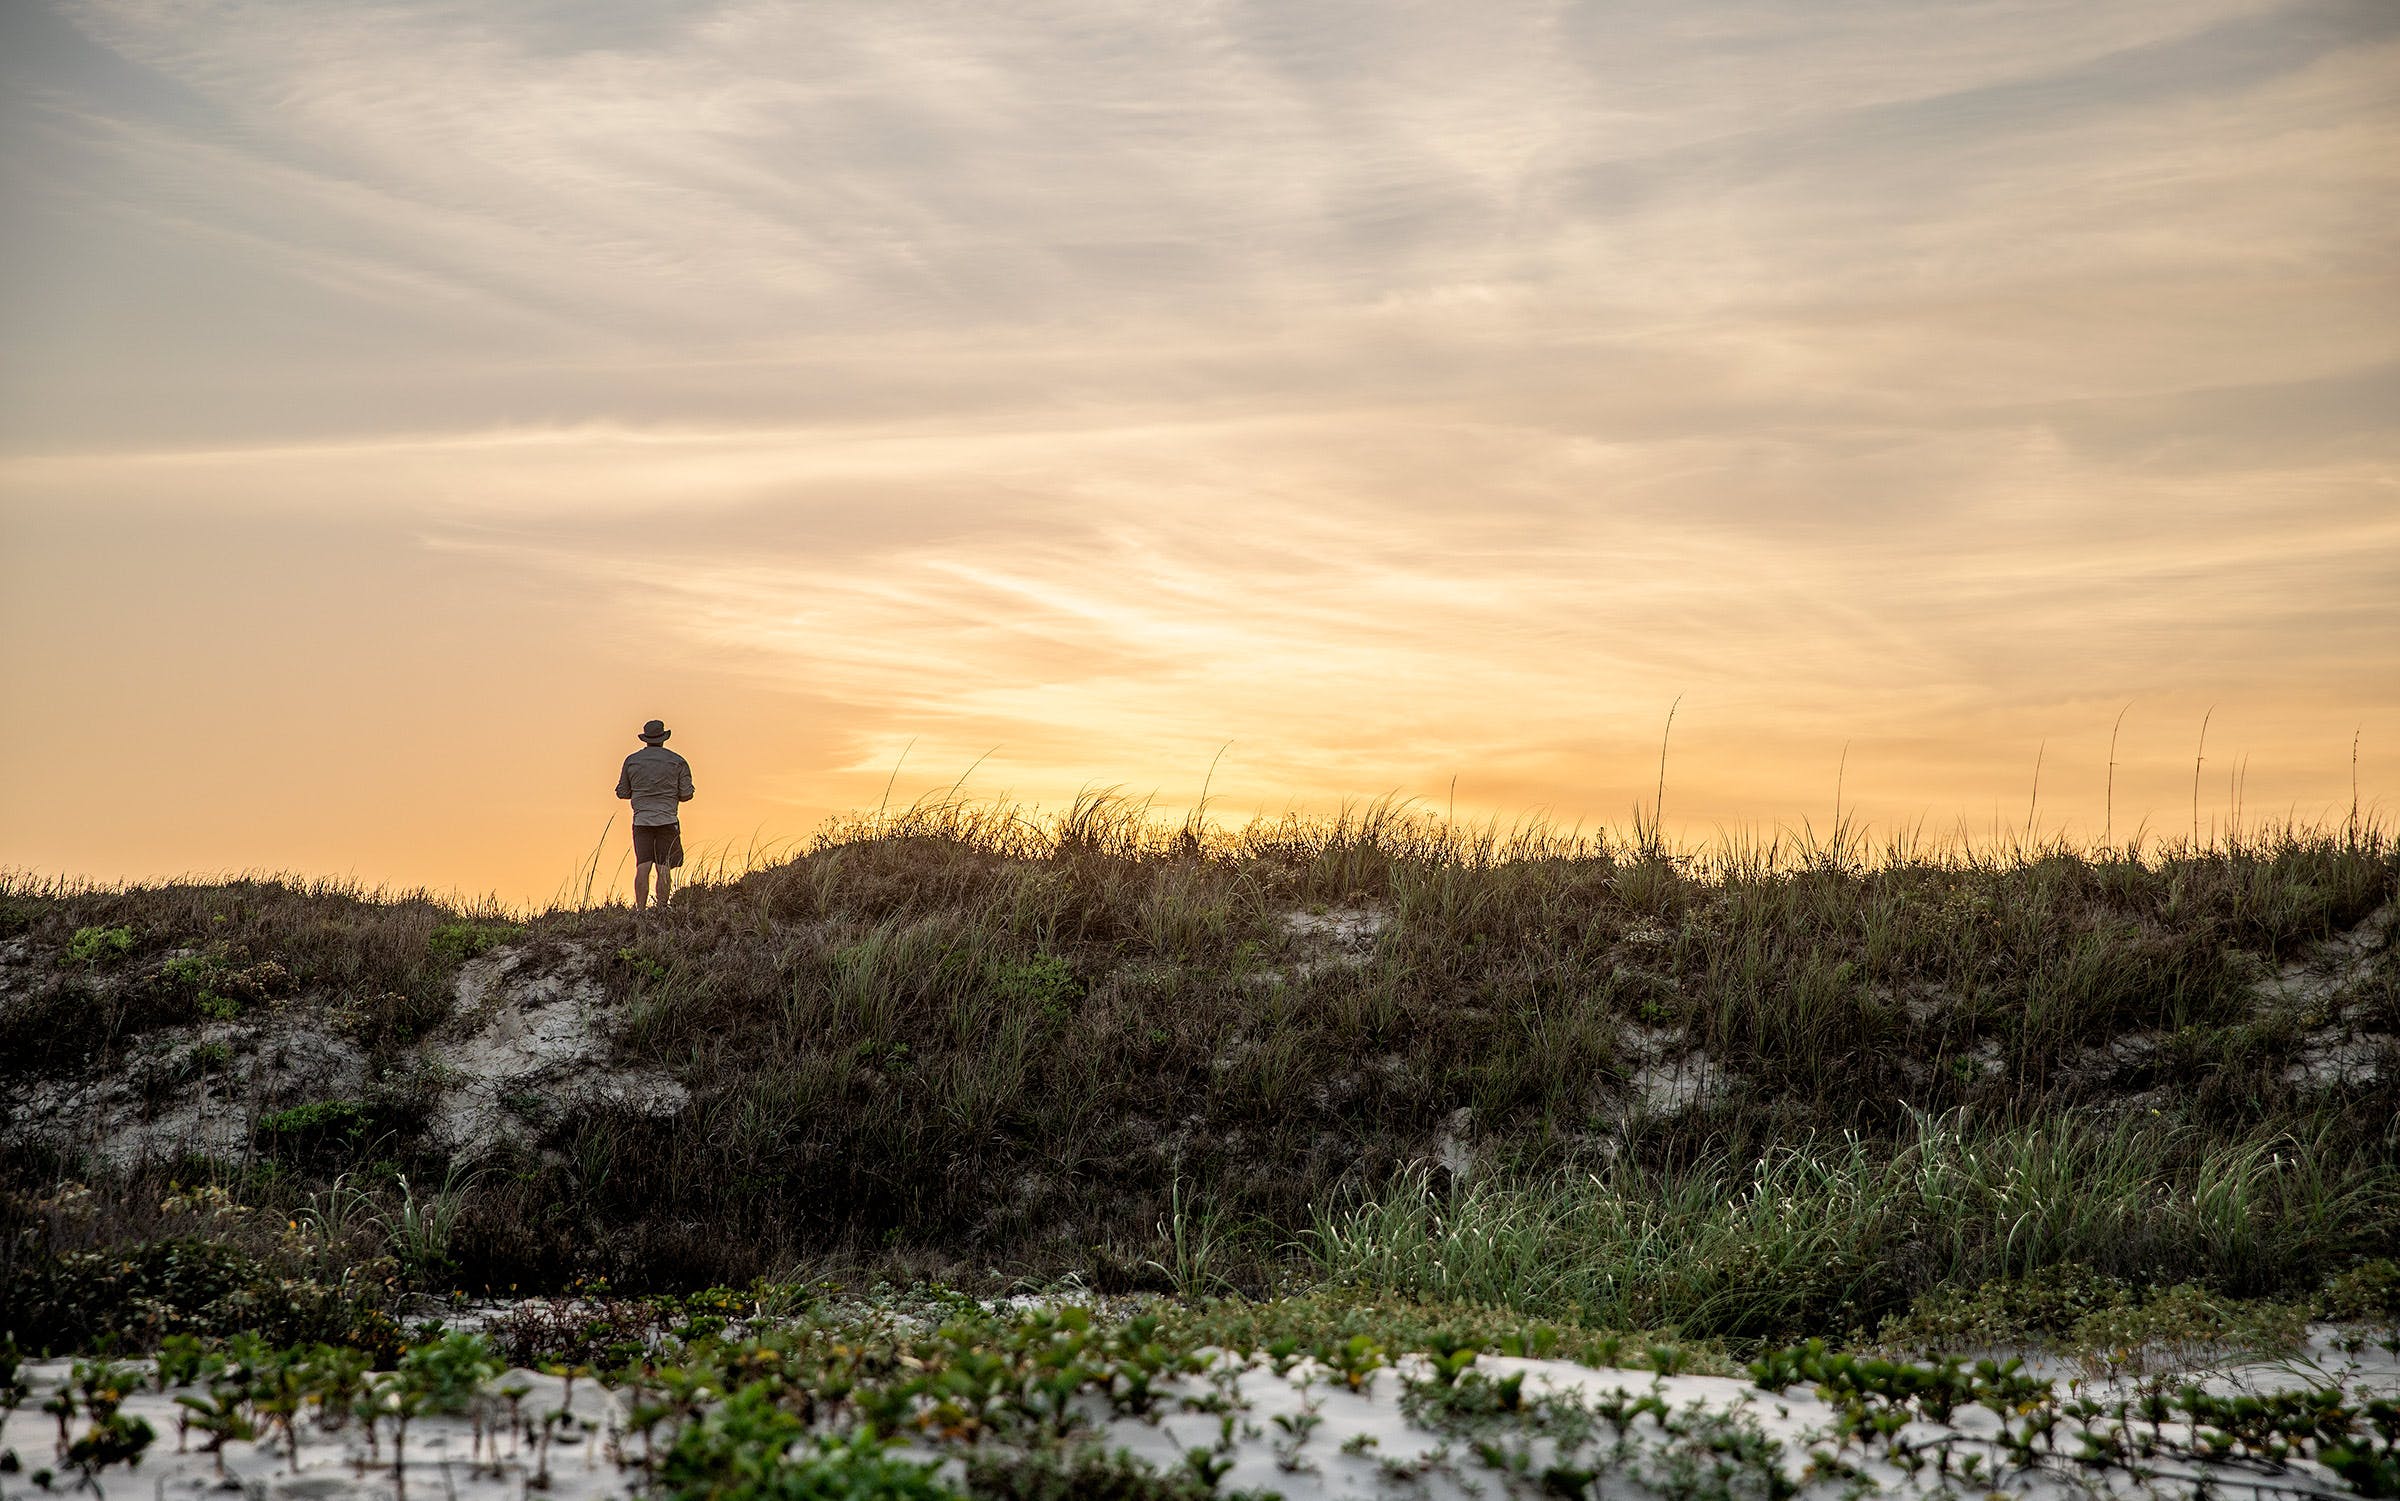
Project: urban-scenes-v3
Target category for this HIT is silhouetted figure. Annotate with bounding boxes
[617,719,694,909]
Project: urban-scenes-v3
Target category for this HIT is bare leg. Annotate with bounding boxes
[634,861,654,910]
[657,864,673,905]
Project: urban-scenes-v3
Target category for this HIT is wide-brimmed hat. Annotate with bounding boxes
[639,719,671,743]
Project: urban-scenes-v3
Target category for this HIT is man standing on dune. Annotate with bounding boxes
[616,719,694,910]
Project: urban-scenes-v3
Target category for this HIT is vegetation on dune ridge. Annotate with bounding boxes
[1,798,2394,1351]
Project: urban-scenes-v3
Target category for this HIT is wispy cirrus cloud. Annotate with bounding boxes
[1,0,2394,894]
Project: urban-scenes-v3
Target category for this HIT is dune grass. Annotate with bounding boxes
[1,799,2393,1345]
[1307,1107,2389,1339]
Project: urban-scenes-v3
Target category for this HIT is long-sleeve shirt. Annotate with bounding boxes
[616,746,694,826]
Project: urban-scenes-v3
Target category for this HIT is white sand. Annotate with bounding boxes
[8,1326,2393,1501]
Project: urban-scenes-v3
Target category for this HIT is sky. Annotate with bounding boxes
[2,0,2396,904]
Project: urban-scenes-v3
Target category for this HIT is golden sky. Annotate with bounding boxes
[3,0,2396,903]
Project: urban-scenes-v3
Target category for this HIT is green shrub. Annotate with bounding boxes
[397,1330,502,1414]
[255,1100,376,1162]
[65,925,135,965]
[1880,1270,2310,1368]
[482,1294,684,1369]
[661,1389,958,1501]
[0,1238,400,1358]
[428,921,521,961]
[215,961,292,1002]
[345,987,452,1047]
[2322,1259,2400,1322]
[158,951,254,1020]
[618,945,672,983]
[160,954,215,989]
[2067,1284,2309,1371]
[994,954,1081,1017]
[1878,1265,2138,1350]
[63,1410,154,1488]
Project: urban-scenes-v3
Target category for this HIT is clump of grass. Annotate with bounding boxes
[1307,1108,2392,1341]
[386,1163,481,1283]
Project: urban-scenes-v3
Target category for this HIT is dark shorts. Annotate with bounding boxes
[632,823,684,868]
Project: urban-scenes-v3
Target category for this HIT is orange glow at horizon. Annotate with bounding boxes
[2,1,2395,903]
